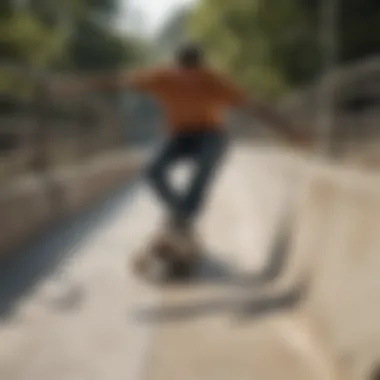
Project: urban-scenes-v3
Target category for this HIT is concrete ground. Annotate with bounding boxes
[0,145,329,380]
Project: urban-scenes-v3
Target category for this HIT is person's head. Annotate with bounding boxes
[175,42,204,69]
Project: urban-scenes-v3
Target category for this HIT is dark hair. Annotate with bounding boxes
[176,43,204,68]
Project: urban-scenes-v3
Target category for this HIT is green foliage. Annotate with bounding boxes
[338,0,380,63]
[189,0,319,98]
[68,18,125,71]
[1,0,149,70]
[0,10,67,67]
[1,0,151,98]
[190,0,380,99]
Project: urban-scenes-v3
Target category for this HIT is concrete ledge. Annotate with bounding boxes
[0,150,145,258]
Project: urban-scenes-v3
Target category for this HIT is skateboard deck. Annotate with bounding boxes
[131,228,203,282]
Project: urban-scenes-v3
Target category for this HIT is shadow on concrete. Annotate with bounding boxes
[238,221,293,287]
[0,179,140,320]
[234,283,306,322]
[194,253,236,284]
[148,216,292,289]
[42,281,86,312]
[134,285,302,324]
[134,206,302,325]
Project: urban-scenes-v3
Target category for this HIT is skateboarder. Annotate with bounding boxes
[57,43,309,238]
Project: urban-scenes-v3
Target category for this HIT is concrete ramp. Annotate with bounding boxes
[300,168,380,380]
[143,147,314,380]
[144,149,380,380]
[1,145,380,380]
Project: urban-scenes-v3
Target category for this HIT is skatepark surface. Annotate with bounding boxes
[1,144,380,380]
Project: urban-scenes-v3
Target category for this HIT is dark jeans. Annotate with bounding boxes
[147,130,227,223]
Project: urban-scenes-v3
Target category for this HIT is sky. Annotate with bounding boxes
[121,0,196,36]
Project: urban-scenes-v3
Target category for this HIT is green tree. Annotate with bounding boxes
[1,0,151,98]
[1,0,150,71]
[190,0,380,99]
[189,0,303,98]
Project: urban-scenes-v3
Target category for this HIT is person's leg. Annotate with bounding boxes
[181,131,227,223]
[146,137,184,215]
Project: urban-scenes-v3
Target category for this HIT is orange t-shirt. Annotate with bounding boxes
[127,67,247,134]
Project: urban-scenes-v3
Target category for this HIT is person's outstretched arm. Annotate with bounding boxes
[50,68,164,96]
[211,72,312,146]
[245,97,311,146]
[85,68,164,93]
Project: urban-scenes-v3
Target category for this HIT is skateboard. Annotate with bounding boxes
[131,227,202,282]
